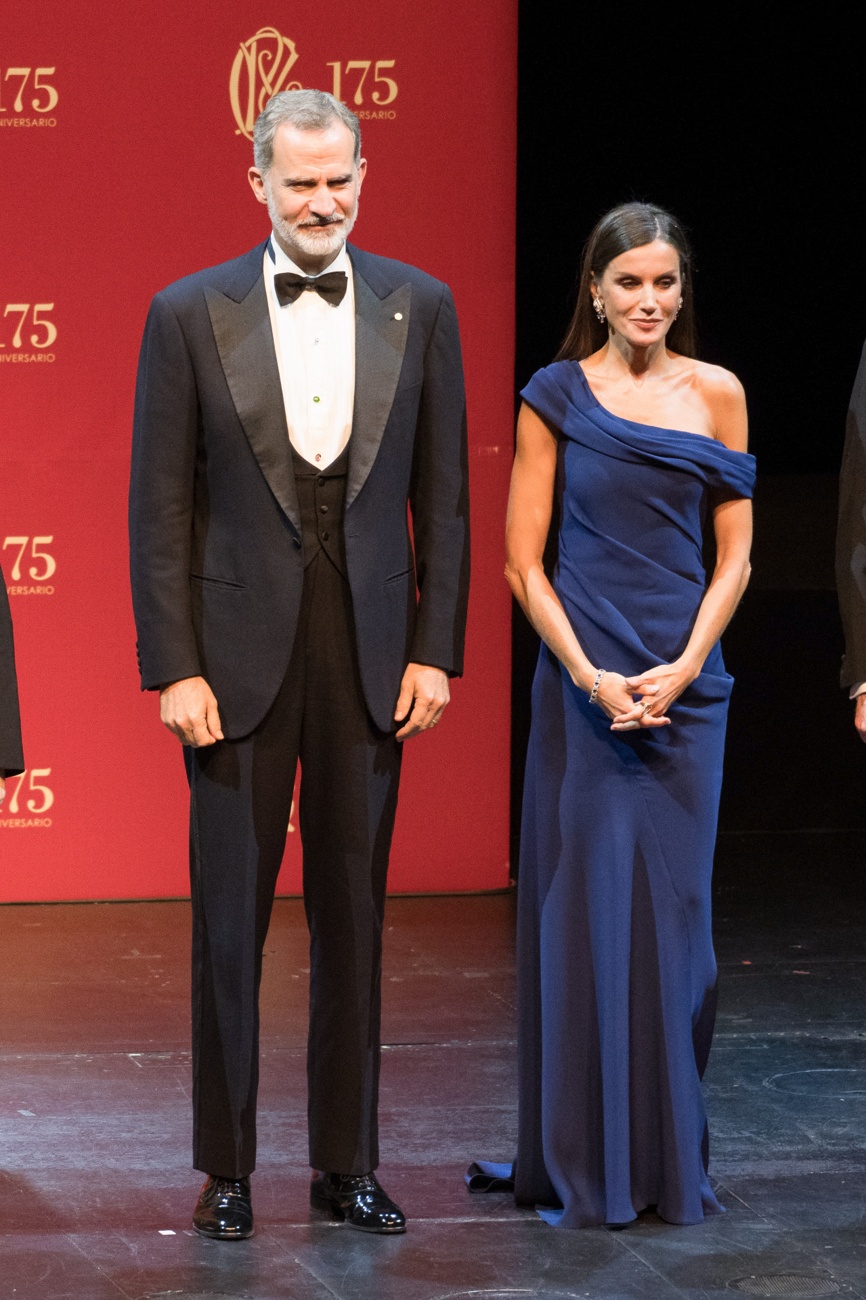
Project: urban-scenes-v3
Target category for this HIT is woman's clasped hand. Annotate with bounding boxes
[591,660,699,730]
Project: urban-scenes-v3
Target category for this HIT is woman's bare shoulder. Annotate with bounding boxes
[688,359,746,405]
[688,361,747,448]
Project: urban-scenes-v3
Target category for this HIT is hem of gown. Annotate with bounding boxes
[465,1160,516,1194]
[466,1161,725,1228]
[539,1197,725,1229]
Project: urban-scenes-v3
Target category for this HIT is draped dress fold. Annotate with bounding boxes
[472,360,755,1228]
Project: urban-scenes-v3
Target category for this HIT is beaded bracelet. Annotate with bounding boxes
[588,668,606,706]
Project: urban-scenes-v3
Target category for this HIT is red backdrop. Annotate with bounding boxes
[0,1,516,901]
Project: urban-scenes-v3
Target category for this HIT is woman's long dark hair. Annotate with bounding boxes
[556,202,697,362]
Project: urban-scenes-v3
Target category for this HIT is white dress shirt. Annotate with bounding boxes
[263,236,355,468]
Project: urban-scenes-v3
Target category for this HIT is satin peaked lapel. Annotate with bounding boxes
[205,279,301,540]
[347,271,411,508]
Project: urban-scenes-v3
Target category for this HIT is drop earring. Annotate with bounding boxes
[593,298,606,323]
[674,295,683,320]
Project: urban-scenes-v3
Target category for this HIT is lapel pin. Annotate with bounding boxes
[394,312,403,321]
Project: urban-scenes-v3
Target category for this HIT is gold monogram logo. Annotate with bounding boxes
[229,31,400,139]
[229,28,300,140]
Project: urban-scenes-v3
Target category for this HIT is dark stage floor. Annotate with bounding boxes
[2,834,866,1299]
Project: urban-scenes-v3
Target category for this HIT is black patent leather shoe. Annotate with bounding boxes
[310,1171,406,1233]
[193,1174,254,1240]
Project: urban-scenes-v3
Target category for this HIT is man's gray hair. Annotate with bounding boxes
[253,89,362,172]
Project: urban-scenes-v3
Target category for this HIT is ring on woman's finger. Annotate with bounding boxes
[641,701,652,715]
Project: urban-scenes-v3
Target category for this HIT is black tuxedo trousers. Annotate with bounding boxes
[186,450,402,1178]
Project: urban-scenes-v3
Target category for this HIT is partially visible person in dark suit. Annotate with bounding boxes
[0,570,24,804]
[129,89,469,1240]
[836,341,866,740]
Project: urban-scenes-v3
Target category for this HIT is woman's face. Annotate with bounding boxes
[592,239,682,350]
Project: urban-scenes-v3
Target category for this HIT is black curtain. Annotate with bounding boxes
[512,6,866,871]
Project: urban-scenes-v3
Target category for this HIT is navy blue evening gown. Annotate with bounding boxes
[472,361,755,1227]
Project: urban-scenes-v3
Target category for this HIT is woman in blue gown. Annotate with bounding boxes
[472,203,755,1227]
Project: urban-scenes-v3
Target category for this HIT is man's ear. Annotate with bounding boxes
[248,167,268,206]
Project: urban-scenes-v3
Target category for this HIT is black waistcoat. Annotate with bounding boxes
[291,442,350,576]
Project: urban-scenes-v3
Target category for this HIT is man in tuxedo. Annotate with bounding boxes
[129,89,469,1238]
[837,341,866,739]
[0,575,24,802]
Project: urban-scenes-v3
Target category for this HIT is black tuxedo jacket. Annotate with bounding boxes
[837,340,866,688]
[129,242,470,738]
[0,574,24,775]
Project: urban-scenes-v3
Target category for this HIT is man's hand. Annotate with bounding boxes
[394,663,450,741]
[160,676,224,747]
[855,694,866,744]
[0,774,5,806]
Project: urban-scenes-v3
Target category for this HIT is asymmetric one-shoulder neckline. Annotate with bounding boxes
[521,359,755,504]
[575,361,726,447]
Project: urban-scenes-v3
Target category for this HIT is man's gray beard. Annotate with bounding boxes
[266,188,358,261]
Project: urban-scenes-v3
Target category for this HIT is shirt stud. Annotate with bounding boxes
[394,312,403,321]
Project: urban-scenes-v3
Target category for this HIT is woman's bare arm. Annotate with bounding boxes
[506,402,662,723]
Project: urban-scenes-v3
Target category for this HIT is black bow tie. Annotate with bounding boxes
[273,270,348,307]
